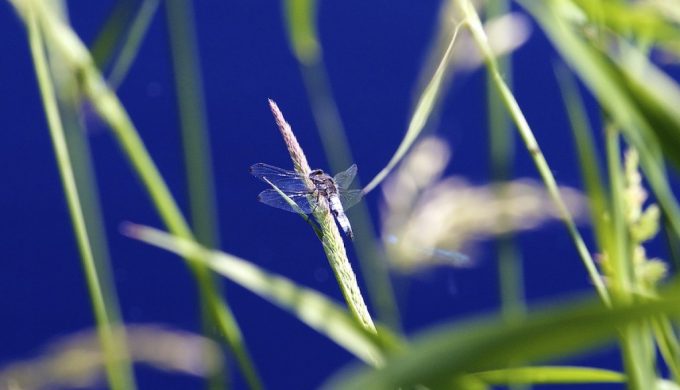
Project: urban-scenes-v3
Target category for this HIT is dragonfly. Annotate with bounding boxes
[249,163,363,240]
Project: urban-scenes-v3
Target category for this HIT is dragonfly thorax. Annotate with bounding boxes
[308,169,339,198]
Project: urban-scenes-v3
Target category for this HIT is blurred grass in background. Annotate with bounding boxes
[4,0,680,389]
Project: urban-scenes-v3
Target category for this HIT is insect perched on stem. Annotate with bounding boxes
[250,163,362,240]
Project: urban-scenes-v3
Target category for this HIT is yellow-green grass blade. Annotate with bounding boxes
[571,0,680,55]
[124,224,402,367]
[90,0,137,70]
[324,291,680,390]
[519,0,680,242]
[457,0,610,305]
[25,5,136,389]
[362,21,464,195]
[108,0,161,89]
[554,63,609,252]
[470,366,625,385]
[12,2,263,388]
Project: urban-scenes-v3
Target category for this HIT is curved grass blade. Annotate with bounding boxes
[456,0,610,305]
[470,366,625,385]
[362,21,465,195]
[25,6,135,389]
[323,291,680,389]
[570,0,680,55]
[10,3,263,388]
[108,0,161,89]
[519,0,680,242]
[554,63,609,251]
[124,224,398,367]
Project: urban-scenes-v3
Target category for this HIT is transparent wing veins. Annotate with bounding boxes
[338,189,363,210]
[250,163,308,193]
[333,164,357,190]
[257,189,314,214]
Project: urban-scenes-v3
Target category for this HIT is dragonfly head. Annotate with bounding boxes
[309,169,325,178]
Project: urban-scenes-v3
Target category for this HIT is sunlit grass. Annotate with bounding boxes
[4,0,680,389]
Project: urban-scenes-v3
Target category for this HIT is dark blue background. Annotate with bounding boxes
[0,1,656,389]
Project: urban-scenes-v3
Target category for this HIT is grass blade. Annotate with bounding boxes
[108,0,161,89]
[11,2,263,388]
[25,4,136,389]
[362,21,464,195]
[324,290,680,389]
[554,63,609,250]
[471,366,625,385]
[124,224,395,367]
[267,100,376,333]
[456,0,610,305]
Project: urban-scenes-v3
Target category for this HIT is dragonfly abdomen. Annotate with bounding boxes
[328,195,354,240]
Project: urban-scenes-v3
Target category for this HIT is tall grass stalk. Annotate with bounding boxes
[456,0,610,306]
[164,1,253,388]
[484,0,526,325]
[25,5,136,390]
[267,100,376,333]
[14,1,264,388]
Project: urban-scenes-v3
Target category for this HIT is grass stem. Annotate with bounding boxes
[25,5,136,389]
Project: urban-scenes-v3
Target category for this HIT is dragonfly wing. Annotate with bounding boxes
[333,164,357,189]
[257,189,314,214]
[250,163,308,192]
[338,189,363,210]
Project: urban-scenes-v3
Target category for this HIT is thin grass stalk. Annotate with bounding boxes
[282,0,401,330]
[606,127,656,390]
[268,100,376,333]
[18,2,263,388]
[361,21,464,195]
[485,2,527,389]
[484,0,526,324]
[554,64,609,249]
[63,109,126,322]
[301,65,401,328]
[165,1,256,387]
[165,0,219,248]
[456,0,610,306]
[25,6,136,390]
[108,0,160,89]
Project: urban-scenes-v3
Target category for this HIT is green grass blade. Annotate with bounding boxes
[554,63,609,250]
[108,0,160,89]
[519,0,680,243]
[571,0,680,55]
[124,224,396,367]
[456,0,610,305]
[165,0,220,248]
[471,366,625,385]
[15,3,264,388]
[25,5,136,389]
[89,0,136,69]
[164,2,247,387]
[362,21,464,195]
[323,291,680,389]
[605,127,656,389]
[652,316,680,380]
[283,0,320,65]
[484,0,527,329]
[266,101,377,334]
